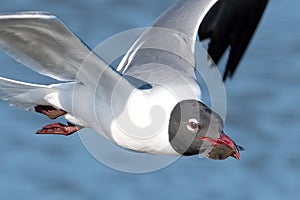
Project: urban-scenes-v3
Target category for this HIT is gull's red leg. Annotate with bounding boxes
[35,105,67,119]
[36,123,82,136]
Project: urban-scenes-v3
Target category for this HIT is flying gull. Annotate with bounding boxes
[0,0,268,160]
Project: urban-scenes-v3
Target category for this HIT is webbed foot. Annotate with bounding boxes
[36,122,81,136]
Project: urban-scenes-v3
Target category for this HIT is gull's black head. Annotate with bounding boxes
[168,100,242,160]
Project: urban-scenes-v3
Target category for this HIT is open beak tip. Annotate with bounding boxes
[233,152,240,160]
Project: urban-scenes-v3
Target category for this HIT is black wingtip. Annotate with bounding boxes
[199,0,269,81]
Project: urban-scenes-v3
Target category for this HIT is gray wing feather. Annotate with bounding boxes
[117,0,218,74]
[0,12,113,83]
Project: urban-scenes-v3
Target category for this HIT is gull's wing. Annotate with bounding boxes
[199,0,268,80]
[0,12,122,86]
[117,0,218,75]
[118,0,268,82]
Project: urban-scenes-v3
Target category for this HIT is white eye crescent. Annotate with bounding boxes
[187,118,200,132]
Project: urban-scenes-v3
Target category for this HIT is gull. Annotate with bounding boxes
[0,0,268,160]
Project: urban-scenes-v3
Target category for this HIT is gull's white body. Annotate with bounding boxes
[0,0,218,155]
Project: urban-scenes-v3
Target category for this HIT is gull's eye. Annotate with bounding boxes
[187,118,200,132]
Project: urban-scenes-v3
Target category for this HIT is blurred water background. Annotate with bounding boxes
[0,0,299,199]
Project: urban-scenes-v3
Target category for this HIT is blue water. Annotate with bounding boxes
[0,0,300,199]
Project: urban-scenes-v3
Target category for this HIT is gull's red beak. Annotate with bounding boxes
[200,132,242,160]
[219,132,241,160]
[232,148,240,160]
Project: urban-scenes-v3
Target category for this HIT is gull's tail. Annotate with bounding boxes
[0,77,58,111]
